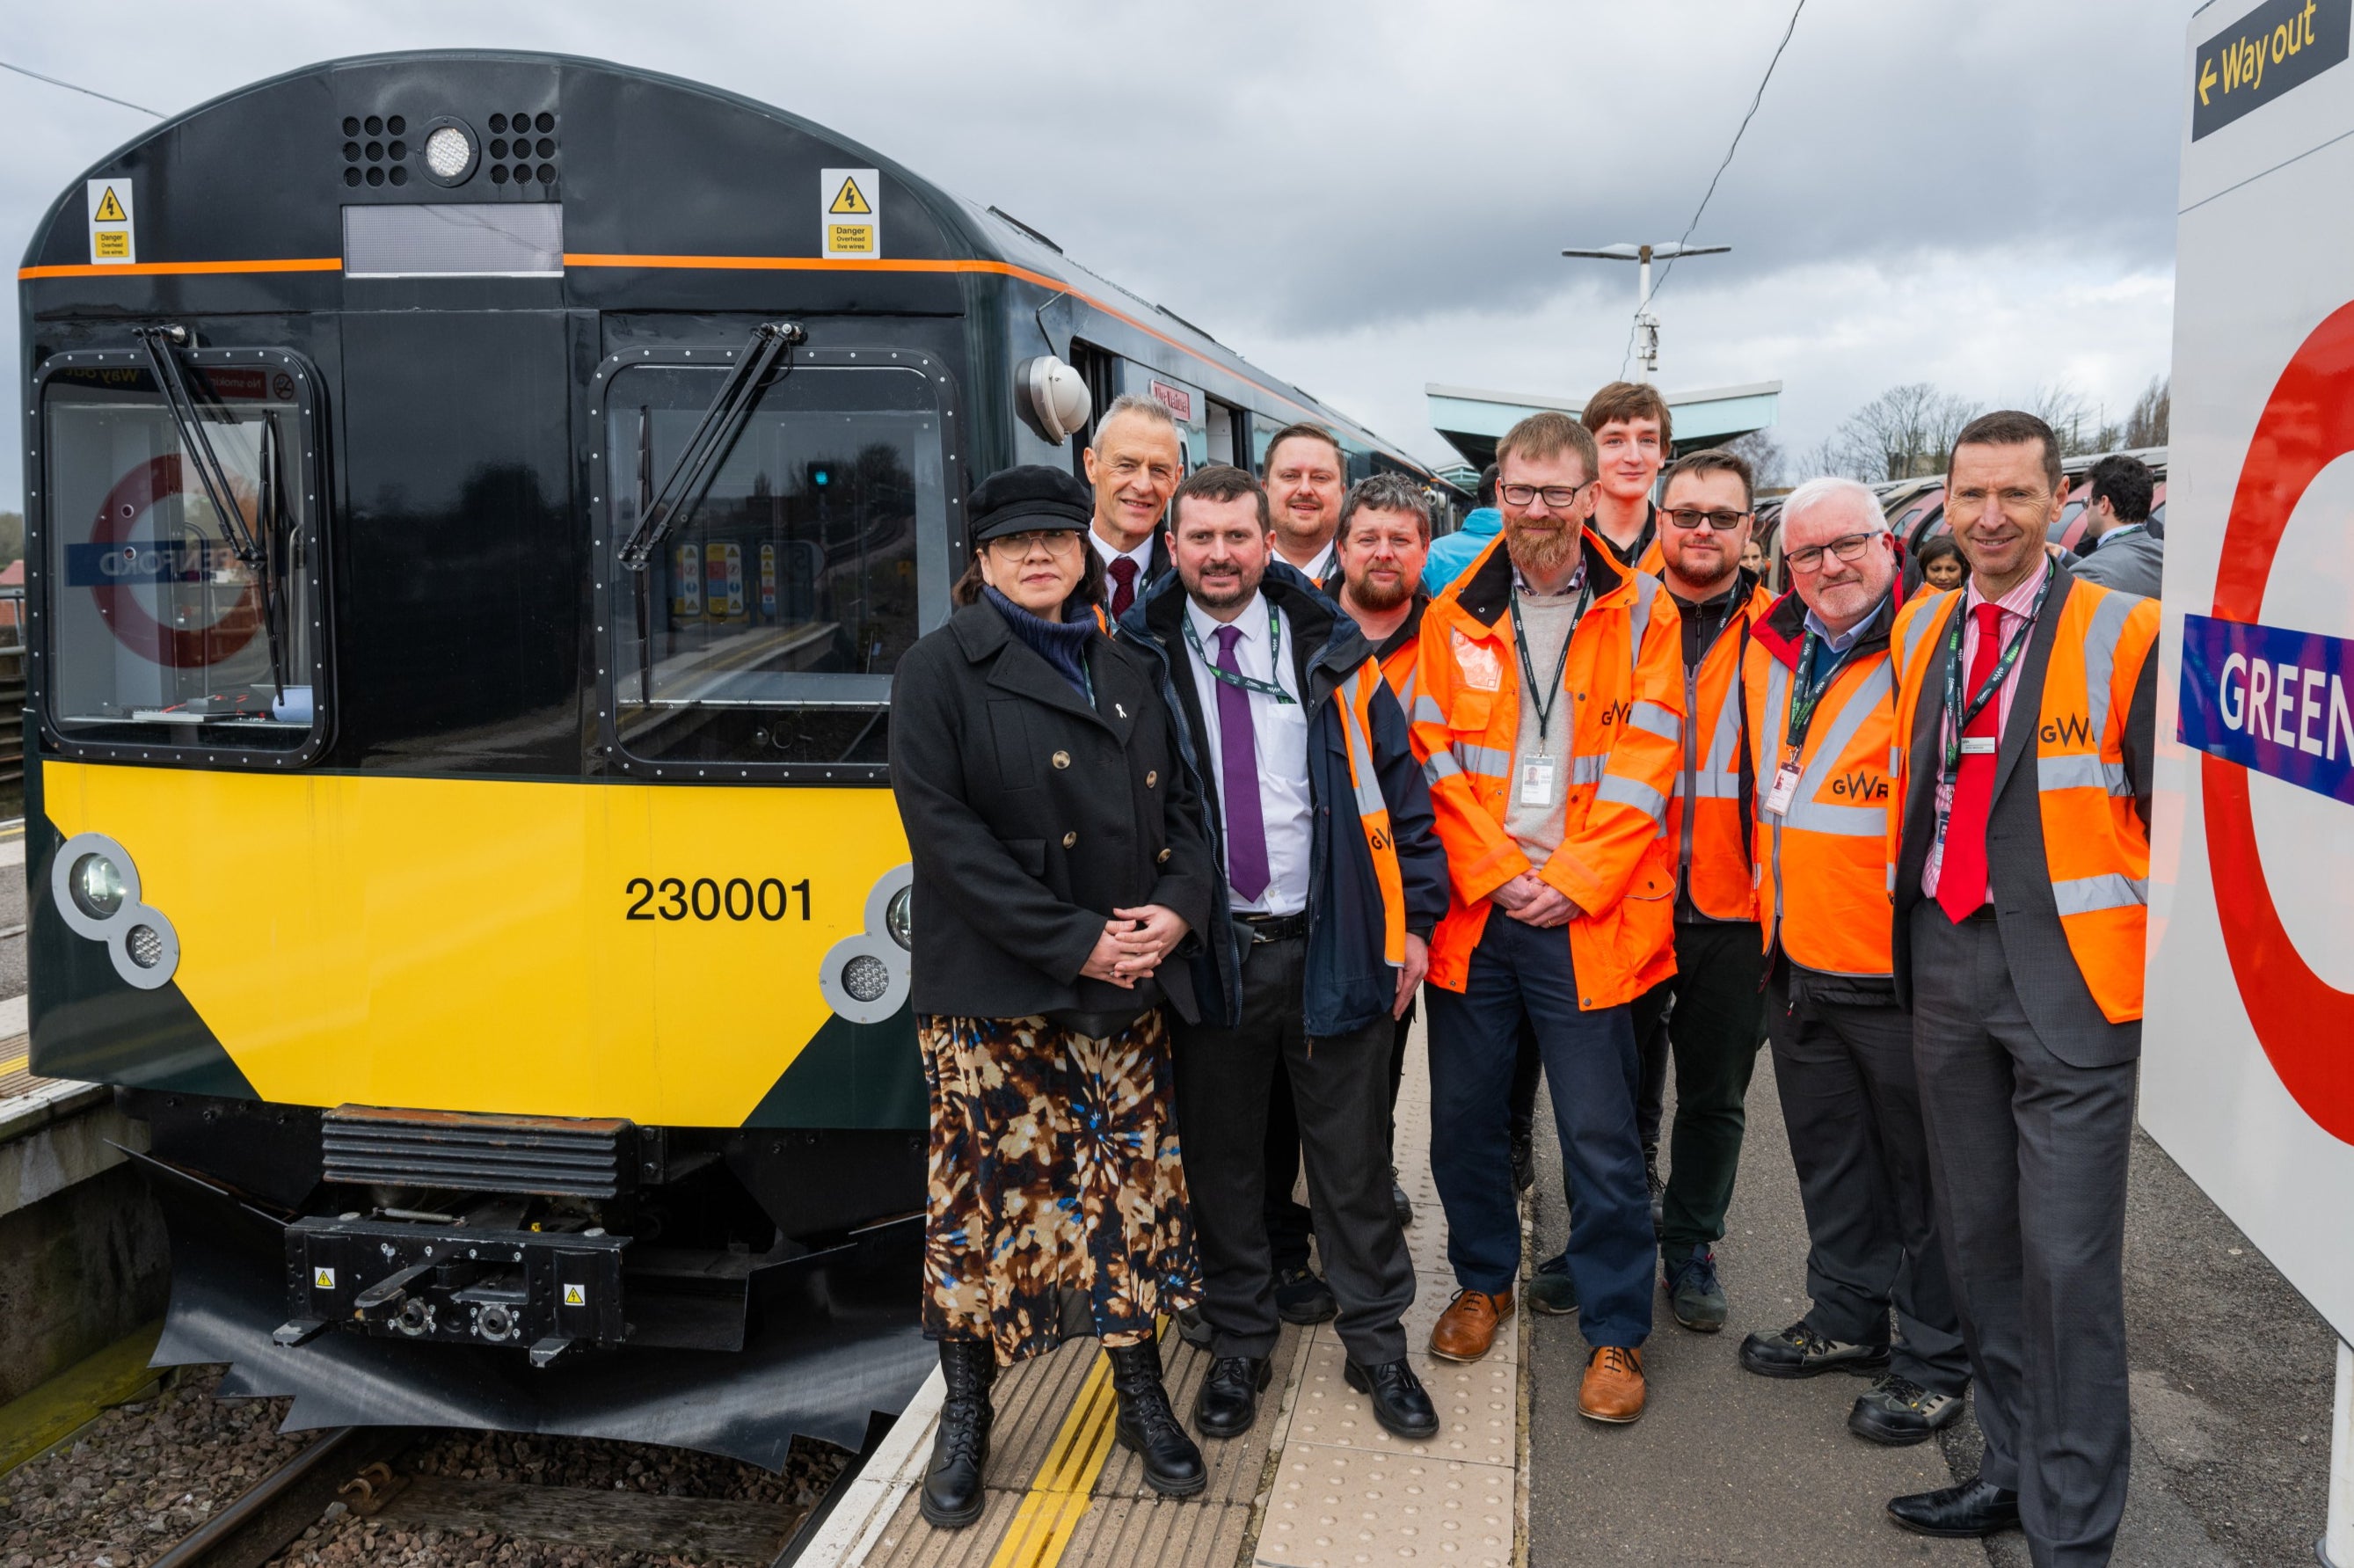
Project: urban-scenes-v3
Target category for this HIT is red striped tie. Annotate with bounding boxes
[1936,601,2007,923]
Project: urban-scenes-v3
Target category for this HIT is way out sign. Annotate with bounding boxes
[86,178,134,265]
[821,168,879,259]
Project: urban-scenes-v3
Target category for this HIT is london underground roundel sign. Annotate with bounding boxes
[2200,300,2354,1144]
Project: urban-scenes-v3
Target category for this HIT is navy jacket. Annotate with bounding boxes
[1119,563,1449,1037]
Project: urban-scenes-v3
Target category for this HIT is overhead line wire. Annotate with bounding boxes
[0,58,160,118]
[1618,0,1808,379]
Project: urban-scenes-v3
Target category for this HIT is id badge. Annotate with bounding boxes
[1518,755,1558,808]
[1763,762,1802,818]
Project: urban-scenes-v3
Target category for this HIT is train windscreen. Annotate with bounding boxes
[605,360,948,770]
[40,357,322,755]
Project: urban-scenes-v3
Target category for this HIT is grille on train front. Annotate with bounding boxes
[321,1105,633,1199]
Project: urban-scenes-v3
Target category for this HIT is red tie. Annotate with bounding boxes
[1109,556,1140,618]
[1936,601,2008,922]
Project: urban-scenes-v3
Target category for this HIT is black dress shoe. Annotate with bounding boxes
[1344,1359,1439,1439]
[1738,1320,1891,1380]
[1848,1374,1964,1447]
[1886,1475,2020,1538]
[1107,1341,1207,1495]
[1391,1173,1415,1229]
[1193,1354,1271,1439]
[919,1340,995,1528]
[1272,1265,1338,1324]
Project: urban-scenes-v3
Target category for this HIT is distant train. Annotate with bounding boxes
[17,49,1454,1463]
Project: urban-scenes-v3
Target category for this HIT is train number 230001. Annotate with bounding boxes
[624,877,812,923]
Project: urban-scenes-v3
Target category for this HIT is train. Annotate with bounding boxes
[18,48,1456,1465]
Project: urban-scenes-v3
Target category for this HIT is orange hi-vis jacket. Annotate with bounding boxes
[1889,575,2161,1024]
[1410,532,1685,1009]
[1371,594,1428,705]
[1742,587,1905,976]
[1666,579,1775,922]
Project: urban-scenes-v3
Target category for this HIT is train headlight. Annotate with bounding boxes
[817,864,915,1025]
[885,886,912,951]
[1017,355,1092,446]
[69,852,126,920]
[424,126,473,180]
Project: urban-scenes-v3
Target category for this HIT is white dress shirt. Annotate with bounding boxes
[1184,590,1313,915]
[1090,526,1156,582]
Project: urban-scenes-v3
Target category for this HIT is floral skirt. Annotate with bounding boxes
[919,1009,1203,1364]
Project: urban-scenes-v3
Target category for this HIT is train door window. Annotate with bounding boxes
[1206,400,1235,466]
[1067,340,1118,470]
[34,347,327,763]
[601,348,955,777]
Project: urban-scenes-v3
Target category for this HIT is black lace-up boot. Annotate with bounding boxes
[920,1339,996,1528]
[1106,1339,1206,1495]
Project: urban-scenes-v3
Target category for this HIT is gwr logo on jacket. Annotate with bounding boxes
[1742,587,1902,978]
[1888,579,2161,1024]
[1409,532,1685,1010]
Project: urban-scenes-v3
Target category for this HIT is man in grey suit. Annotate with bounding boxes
[1882,412,2161,1566]
[2066,453,2163,601]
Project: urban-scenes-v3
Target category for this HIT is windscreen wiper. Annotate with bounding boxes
[135,324,291,700]
[616,321,805,708]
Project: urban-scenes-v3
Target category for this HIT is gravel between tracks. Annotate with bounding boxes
[0,1364,853,1567]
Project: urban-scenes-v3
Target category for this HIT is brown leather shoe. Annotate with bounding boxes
[1428,1287,1514,1362]
[1578,1345,1646,1423]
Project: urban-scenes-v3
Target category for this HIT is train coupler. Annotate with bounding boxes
[284,1213,629,1356]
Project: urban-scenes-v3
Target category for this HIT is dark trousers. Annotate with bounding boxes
[1507,1018,1542,1145]
[1426,915,1652,1346]
[1767,963,1969,1395]
[1909,907,2134,1568]
[1173,934,1413,1365]
[1643,921,1769,1258]
[1634,978,1672,1157]
[1263,1067,1315,1274]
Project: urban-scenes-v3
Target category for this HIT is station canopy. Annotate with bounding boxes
[1426,380,1782,470]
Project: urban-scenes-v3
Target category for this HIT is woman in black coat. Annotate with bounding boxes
[887,465,1216,1528]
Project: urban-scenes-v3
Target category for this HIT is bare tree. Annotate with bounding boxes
[1828,383,1983,481]
[1722,429,1786,490]
[2124,376,2170,449]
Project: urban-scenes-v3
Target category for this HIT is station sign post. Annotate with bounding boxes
[2156,5,2354,1558]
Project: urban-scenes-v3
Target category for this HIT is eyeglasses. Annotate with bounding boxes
[1661,507,1751,533]
[1500,481,1593,510]
[985,529,1083,558]
[1782,531,1884,573]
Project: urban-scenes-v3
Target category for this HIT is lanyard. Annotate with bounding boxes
[1783,629,1858,755]
[1506,577,1592,749]
[1939,569,2054,775]
[1184,597,1296,704]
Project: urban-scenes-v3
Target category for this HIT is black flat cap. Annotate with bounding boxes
[970,464,1095,542]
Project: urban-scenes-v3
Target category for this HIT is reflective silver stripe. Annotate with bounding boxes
[1628,574,1658,675]
[1411,695,1447,726]
[1897,594,1950,682]
[1690,689,1745,799]
[2037,753,2132,796]
[1571,753,1610,786]
[1423,749,1462,783]
[1885,862,1898,894]
[1779,662,1895,836]
[2080,588,2137,750]
[2052,872,2147,915]
[1596,773,1668,826]
[1629,699,1681,743]
[1459,743,1513,778]
[1396,667,1418,713]
[1889,745,1905,778]
[1338,674,1390,820]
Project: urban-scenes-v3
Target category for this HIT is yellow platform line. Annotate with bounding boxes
[985,1347,1123,1568]
[0,1055,26,1080]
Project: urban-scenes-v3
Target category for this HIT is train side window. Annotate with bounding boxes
[34,348,328,764]
[601,354,953,777]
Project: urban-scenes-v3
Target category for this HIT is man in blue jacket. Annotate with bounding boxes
[1121,463,1450,1443]
[1422,463,1499,594]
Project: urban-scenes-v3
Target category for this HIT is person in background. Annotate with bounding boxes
[1262,423,1350,583]
[1127,464,1448,1443]
[1332,474,1438,1229]
[1735,477,1971,1449]
[1083,395,1184,618]
[1424,463,1500,594]
[1917,533,1965,592]
[1527,449,1773,1330]
[1741,534,1768,580]
[2066,453,2163,600]
[1884,412,2160,1561]
[889,465,1217,1526]
[1411,411,1683,1424]
[1583,381,1672,573]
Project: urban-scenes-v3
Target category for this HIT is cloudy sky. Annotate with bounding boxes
[5,0,2191,493]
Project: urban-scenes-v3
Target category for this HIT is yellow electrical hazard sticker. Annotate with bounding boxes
[85,178,135,265]
[563,1283,587,1306]
[820,167,881,260]
[313,1266,336,1289]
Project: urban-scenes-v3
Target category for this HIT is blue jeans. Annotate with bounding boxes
[1425,914,1653,1347]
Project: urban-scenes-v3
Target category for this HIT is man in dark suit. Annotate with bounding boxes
[1881,411,2161,1566]
[1084,394,1182,616]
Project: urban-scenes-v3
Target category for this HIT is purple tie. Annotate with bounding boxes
[1213,624,1271,902]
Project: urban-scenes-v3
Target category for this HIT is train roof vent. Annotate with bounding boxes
[322,1105,632,1198]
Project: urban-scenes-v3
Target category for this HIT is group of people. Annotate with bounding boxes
[888,380,2160,1568]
